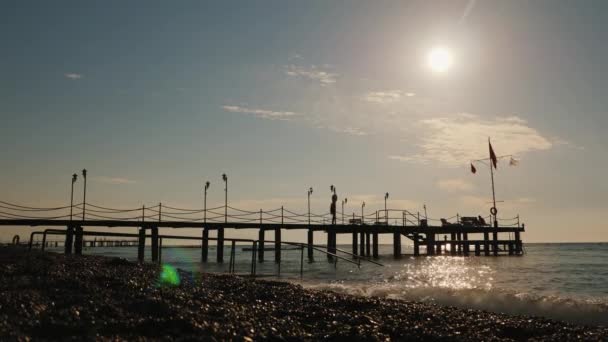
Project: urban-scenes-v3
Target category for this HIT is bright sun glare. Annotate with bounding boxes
[428,46,453,73]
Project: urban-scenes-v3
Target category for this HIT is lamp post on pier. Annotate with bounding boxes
[341,198,347,224]
[70,173,78,221]
[384,192,389,224]
[361,201,365,225]
[81,169,87,221]
[202,180,210,262]
[307,187,313,226]
[222,174,227,223]
[204,181,210,223]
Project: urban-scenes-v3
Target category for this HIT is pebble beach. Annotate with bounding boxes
[1,246,606,341]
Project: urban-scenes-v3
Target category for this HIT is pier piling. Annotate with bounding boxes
[372,231,379,258]
[202,227,209,262]
[74,226,83,255]
[258,229,265,262]
[137,228,145,262]
[393,231,401,258]
[484,232,490,256]
[64,226,74,255]
[307,229,313,261]
[217,227,225,263]
[413,233,420,256]
[359,232,365,256]
[151,227,159,262]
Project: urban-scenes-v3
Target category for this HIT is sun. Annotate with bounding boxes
[428,46,453,73]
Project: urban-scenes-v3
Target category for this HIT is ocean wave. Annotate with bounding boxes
[298,281,608,326]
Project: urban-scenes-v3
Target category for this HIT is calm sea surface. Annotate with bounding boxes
[51,243,608,326]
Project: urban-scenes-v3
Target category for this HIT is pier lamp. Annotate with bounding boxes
[384,192,389,224]
[70,173,78,221]
[342,198,348,224]
[204,181,210,223]
[361,201,366,225]
[307,187,313,226]
[82,169,87,221]
[222,174,227,223]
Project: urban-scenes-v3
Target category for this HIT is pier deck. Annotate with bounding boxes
[1,201,525,262]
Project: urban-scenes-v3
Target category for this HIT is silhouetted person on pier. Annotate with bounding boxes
[330,185,338,225]
[478,215,487,226]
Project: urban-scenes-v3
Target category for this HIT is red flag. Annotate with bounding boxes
[470,163,477,174]
[489,140,497,169]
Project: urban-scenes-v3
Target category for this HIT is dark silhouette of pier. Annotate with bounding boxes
[1,199,525,266]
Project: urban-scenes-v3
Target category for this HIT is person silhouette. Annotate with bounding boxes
[330,185,338,225]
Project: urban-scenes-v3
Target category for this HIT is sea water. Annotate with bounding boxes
[59,243,608,326]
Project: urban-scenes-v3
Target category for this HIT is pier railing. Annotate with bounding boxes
[0,200,521,228]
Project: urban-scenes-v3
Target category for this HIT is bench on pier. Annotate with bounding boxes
[460,216,489,227]
[349,218,362,225]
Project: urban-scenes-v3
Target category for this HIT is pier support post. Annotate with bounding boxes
[515,231,522,254]
[151,227,159,262]
[393,231,401,258]
[137,228,146,262]
[202,227,209,262]
[450,233,456,256]
[372,230,379,258]
[456,232,462,255]
[217,227,225,263]
[352,231,358,255]
[258,229,265,262]
[463,233,469,256]
[365,232,371,256]
[360,232,365,256]
[436,242,442,255]
[426,234,434,256]
[307,229,313,261]
[475,242,480,256]
[74,226,83,255]
[64,225,74,255]
[275,227,281,263]
[493,231,499,256]
[484,232,490,256]
[413,233,420,256]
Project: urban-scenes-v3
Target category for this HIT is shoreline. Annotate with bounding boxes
[1,246,607,340]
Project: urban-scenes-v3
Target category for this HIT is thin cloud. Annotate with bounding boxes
[285,65,338,86]
[92,177,136,185]
[390,114,552,167]
[363,90,415,104]
[436,179,474,192]
[64,73,83,80]
[222,105,298,121]
[325,125,368,136]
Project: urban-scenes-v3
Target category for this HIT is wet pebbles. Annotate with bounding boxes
[1,246,606,341]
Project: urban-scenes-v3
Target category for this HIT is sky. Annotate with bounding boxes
[2,0,608,243]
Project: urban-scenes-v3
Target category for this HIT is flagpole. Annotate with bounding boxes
[489,137,498,228]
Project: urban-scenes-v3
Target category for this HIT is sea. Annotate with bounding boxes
[52,243,608,326]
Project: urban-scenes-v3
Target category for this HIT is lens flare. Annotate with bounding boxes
[159,264,181,286]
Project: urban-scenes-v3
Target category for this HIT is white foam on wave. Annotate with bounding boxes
[298,280,608,326]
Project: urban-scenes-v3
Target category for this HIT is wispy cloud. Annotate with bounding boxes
[285,65,338,86]
[324,125,368,136]
[363,90,415,104]
[436,179,474,192]
[64,73,83,80]
[390,114,552,166]
[222,105,298,121]
[92,177,136,185]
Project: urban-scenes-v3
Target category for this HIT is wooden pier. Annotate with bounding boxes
[1,201,525,263]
